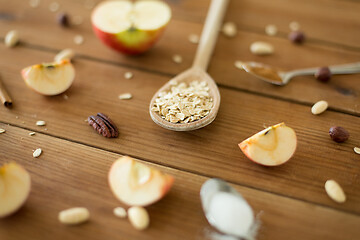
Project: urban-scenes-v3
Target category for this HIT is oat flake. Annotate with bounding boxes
[188,34,199,44]
[36,120,46,126]
[172,54,183,64]
[113,207,127,218]
[49,2,60,12]
[119,93,132,100]
[0,129,5,134]
[29,0,40,8]
[124,72,133,79]
[29,132,36,136]
[354,147,360,155]
[33,148,42,158]
[74,35,84,45]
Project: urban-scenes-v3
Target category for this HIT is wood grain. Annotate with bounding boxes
[0,0,359,115]
[0,46,359,214]
[1,123,360,240]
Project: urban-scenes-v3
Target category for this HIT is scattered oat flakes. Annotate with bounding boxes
[222,22,237,37]
[29,132,36,136]
[152,80,213,124]
[49,2,60,12]
[265,24,278,36]
[0,129,5,134]
[124,72,133,79]
[36,120,46,126]
[33,148,42,158]
[119,93,132,100]
[74,35,85,45]
[29,0,40,8]
[73,15,84,25]
[188,34,199,44]
[172,54,183,64]
[354,147,360,155]
[113,207,127,218]
[289,21,300,31]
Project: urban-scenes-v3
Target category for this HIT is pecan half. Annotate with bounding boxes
[88,113,119,138]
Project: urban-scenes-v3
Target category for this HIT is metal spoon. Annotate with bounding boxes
[200,178,257,239]
[149,0,229,131]
[236,61,360,86]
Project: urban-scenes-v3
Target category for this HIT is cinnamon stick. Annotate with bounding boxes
[0,76,12,107]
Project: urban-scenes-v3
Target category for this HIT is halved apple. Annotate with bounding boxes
[108,156,174,206]
[91,0,171,55]
[239,123,297,166]
[21,60,75,96]
[0,162,31,218]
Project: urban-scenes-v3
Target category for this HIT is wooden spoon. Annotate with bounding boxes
[149,0,229,131]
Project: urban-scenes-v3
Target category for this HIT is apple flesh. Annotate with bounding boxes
[0,162,31,218]
[108,156,174,206]
[21,60,75,96]
[91,0,171,55]
[239,123,297,166]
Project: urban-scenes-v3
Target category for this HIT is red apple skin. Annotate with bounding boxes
[108,156,175,206]
[92,25,167,55]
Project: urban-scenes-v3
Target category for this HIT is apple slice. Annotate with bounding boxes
[0,162,31,218]
[92,0,171,55]
[238,123,297,166]
[109,156,174,206]
[21,60,75,96]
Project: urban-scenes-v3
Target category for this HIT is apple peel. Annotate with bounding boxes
[239,123,297,166]
[108,156,174,206]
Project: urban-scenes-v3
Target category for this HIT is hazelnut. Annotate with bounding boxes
[57,13,69,27]
[329,126,349,143]
[315,67,331,83]
[288,31,305,44]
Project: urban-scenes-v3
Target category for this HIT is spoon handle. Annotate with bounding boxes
[285,62,360,78]
[192,0,229,70]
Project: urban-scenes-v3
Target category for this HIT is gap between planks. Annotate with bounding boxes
[1,120,359,218]
[1,40,358,118]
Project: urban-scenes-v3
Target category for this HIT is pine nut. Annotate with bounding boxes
[58,207,90,225]
[128,206,149,230]
[311,100,328,115]
[325,180,346,203]
[5,30,19,48]
[250,41,274,55]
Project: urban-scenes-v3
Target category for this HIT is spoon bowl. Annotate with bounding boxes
[149,67,220,131]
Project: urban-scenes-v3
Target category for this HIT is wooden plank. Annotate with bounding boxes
[168,0,360,49]
[1,0,359,114]
[210,30,360,115]
[0,123,360,240]
[0,46,359,214]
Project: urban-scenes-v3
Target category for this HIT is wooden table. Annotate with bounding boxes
[0,0,359,239]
